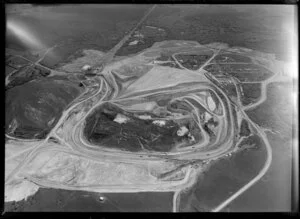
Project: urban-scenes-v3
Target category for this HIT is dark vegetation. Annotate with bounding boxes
[6,5,151,69]
[5,53,52,90]
[239,119,251,137]
[156,52,171,61]
[6,64,51,90]
[238,134,262,150]
[240,83,262,106]
[213,53,253,63]
[219,82,238,104]
[5,76,82,139]
[116,26,169,56]
[6,56,30,67]
[84,103,199,152]
[5,5,152,140]
[175,53,213,70]
[144,5,293,61]
[158,61,182,69]
[5,48,39,65]
[118,5,292,60]
[6,66,16,76]
[204,64,274,82]
[6,5,293,67]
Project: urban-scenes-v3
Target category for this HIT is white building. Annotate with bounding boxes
[128,40,139,46]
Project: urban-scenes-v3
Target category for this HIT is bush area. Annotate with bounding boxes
[204,64,273,82]
[213,53,252,63]
[238,134,262,150]
[144,5,292,61]
[240,83,262,106]
[239,119,251,137]
[220,82,238,103]
[6,65,51,90]
[84,103,199,152]
[6,76,82,139]
[175,54,212,70]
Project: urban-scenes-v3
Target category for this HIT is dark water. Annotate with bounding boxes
[5,188,173,212]
[223,133,292,212]
[223,82,293,212]
[179,139,267,212]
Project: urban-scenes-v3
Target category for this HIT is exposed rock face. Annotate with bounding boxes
[5,180,39,202]
[84,103,202,152]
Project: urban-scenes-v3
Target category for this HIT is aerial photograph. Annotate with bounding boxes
[4,4,298,212]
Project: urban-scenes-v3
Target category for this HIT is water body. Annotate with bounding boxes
[223,82,293,211]
[222,133,292,212]
[5,188,173,212]
[179,139,267,212]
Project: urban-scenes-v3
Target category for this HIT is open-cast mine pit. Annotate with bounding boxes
[5,39,286,212]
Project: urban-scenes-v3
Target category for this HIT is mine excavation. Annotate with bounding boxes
[83,101,204,152]
[80,77,232,157]
[5,39,281,212]
[203,63,274,82]
[5,4,295,213]
[6,37,265,213]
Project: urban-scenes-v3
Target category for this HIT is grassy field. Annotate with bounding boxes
[6,5,295,64]
[5,76,83,139]
[213,53,253,63]
[144,5,295,61]
[204,64,274,82]
[84,103,190,152]
[6,5,151,68]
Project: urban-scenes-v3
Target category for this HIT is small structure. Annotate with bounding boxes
[138,115,152,120]
[128,40,139,46]
[82,64,91,72]
[113,114,129,124]
[99,196,106,202]
[152,120,166,126]
[35,65,51,76]
[133,31,144,38]
[177,126,189,136]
